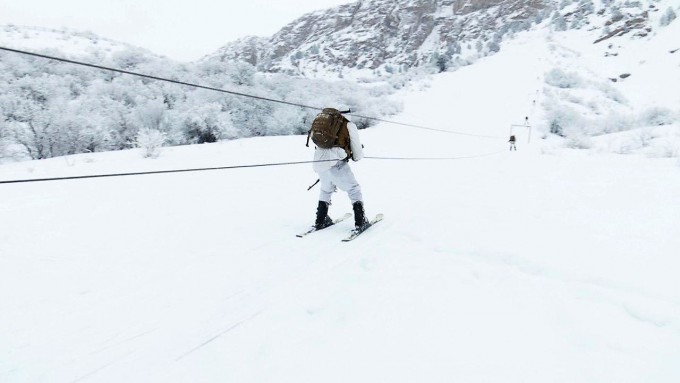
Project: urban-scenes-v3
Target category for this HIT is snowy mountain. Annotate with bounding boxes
[206,0,680,154]
[206,0,669,78]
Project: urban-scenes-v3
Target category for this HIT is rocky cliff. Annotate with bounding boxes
[207,0,665,78]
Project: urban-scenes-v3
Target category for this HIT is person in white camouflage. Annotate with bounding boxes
[310,109,368,231]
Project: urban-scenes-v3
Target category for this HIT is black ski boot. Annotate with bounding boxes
[352,201,369,231]
[315,201,334,230]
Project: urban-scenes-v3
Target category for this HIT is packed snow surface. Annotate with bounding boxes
[2,25,680,383]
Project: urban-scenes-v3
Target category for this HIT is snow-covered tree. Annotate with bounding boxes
[660,7,677,27]
[136,128,166,158]
[0,34,401,161]
[545,68,583,89]
[552,13,568,31]
[487,39,501,54]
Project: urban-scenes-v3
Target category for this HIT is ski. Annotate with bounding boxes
[296,213,351,238]
[342,213,384,242]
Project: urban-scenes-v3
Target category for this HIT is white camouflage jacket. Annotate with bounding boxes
[312,120,364,174]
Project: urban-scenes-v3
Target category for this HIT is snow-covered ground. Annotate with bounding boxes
[2,18,680,383]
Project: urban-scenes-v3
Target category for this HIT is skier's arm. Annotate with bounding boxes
[347,121,363,161]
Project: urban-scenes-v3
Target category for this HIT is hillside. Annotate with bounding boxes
[2,0,678,163]
[0,25,158,60]
[0,26,400,162]
[207,0,674,79]
[2,19,680,382]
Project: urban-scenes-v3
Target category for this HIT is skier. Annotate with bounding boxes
[509,135,517,151]
[309,109,369,231]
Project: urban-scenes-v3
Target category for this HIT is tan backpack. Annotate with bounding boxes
[306,108,351,159]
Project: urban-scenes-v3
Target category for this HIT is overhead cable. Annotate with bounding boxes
[0,152,504,185]
[0,159,341,185]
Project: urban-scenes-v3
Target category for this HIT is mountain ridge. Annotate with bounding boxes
[207,0,666,78]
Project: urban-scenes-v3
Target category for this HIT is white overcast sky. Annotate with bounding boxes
[0,0,353,61]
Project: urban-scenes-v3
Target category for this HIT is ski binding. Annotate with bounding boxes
[296,213,351,238]
[342,213,383,242]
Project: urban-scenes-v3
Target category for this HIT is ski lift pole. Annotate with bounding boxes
[527,124,532,143]
[510,124,532,144]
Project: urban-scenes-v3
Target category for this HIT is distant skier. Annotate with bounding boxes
[509,135,517,151]
[306,108,368,231]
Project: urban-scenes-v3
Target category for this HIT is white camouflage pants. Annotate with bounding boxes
[318,161,363,204]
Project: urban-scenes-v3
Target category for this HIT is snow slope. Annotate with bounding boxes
[0,25,155,59]
[2,24,680,383]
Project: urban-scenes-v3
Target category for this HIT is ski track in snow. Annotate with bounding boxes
[175,310,263,362]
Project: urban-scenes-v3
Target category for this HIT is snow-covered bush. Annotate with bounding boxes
[552,13,568,31]
[545,102,584,136]
[171,103,237,143]
[265,107,309,136]
[600,111,635,134]
[648,140,679,158]
[0,45,401,162]
[226,61,256,86]
[134,98,171,134]
[565,134,593,149]
[639,107,677,126]
[660,7,677,27]
[136,128,166,158]
[487,40,501,54]
[632,126,654,148]
[545,68,583,88]
[597,82,627,104]
[0,120,8,160]
[579,0,595,14]
[110,48,151,70]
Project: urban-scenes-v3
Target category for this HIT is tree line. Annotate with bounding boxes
[0,46,400,161]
